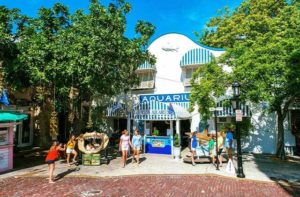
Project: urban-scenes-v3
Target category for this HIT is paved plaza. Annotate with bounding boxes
[1,175,298,197]
[1,150,300,196]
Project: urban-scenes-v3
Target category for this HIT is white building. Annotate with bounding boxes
[106,33,298,155]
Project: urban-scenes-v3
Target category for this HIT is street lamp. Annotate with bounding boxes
[231,82,245,178]
[209,106,223,171]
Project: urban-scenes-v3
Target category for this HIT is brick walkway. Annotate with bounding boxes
[0,175,298,197]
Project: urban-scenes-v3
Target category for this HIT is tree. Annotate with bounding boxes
[191,0,300,159]
[64,0,155,99]
[0,6,22,90]
[4,0,155,144]
[189,60,229,120]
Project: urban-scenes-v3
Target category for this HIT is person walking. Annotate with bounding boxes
[66,134,78,166]
[217,132,224,167]
[119,130,133,168]
[225,127,234,159]
[190,131,197,166]
[225,127,235,173]
[208,134,217,165]
[45,141,66,183]
[132,129,143,164]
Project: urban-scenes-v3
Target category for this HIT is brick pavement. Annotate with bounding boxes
[0,175,297,197]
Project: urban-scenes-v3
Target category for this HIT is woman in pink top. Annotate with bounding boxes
[119,130,133,168]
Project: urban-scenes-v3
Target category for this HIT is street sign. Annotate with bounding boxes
[235,109,242,122]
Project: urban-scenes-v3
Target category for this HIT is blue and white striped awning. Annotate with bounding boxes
[106,100,191,120]
[137,61,155,70]
[180,48,213,67]
[133,100,190,120]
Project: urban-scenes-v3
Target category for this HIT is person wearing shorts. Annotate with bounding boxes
[132,129,142,164]
[225,128,234,160]
[119,130,133,168]
[66,134,78,166]
[190,131,197,166]
[45,141,66,183]
[217,132,224,167]
[209,134,217,165]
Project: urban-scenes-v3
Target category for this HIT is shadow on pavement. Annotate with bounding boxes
[251,154,300,196]
[13,151,46,171]
[55,167,80,181]
[139,157,147,164]
[126,156,147,164]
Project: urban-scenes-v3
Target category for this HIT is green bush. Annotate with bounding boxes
[173,134,180,147]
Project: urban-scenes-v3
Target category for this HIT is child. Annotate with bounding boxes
[132,129,142,164]
[119,130,133,168]
[66,134,78,166]
[45,141,66,183]
[190,131,197,166]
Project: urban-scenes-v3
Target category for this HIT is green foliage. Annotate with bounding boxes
[173,134,180,147]
[3,0,155,108]
[238,117,252,138]
[194,0,300,158]
[219,118,252,138]
[189,60,229,120]
[0,6,21,70]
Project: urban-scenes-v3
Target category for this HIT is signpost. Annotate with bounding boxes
[235,110,242,122]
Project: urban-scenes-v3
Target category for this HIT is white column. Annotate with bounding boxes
[170,120,174,155]
[170,120,174,135]
[176,120,180,135]
[127,114,131,156]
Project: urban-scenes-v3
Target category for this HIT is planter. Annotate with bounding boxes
[173,146,181,160]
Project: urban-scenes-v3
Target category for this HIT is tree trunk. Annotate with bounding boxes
[276,109,286,160]
[36,102,52,147]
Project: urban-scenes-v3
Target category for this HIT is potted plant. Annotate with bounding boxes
[173,134,181,160]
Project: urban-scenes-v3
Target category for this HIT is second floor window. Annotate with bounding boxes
[184,67,197,86]
[134,72,155,89]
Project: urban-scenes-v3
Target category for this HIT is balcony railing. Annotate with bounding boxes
[132,81,155,90]
[136,62,156,72]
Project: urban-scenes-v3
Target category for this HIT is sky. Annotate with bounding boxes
[0,0,243,43]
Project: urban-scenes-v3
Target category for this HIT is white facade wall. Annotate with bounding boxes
[146,33,223,94]
[131,33,296,154]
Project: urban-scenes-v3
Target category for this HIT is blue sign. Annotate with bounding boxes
[140,93,190,103]
[145,136,172,155]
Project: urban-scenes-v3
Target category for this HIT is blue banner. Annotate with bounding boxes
[140,93,190,103]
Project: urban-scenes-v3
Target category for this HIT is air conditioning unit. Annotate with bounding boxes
[217,117,231,123]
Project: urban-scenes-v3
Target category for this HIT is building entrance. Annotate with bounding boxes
[152,121,170,136]
[114,118,127,134]
[180,120,191,148]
